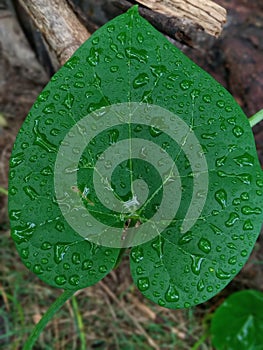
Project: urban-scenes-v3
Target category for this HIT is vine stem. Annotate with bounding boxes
[190,332,209,350]
[23,289,75,350]
[248,109,263,128]
[0,187,8,195]
[72,295,86,350]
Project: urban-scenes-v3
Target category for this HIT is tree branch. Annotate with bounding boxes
[114,0,207,48]
[18,0,90,65]
[135,0,227,37]
[18,0,226,65]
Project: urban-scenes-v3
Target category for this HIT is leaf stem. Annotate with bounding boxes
[190,332,209,350]
[0,187,8,196]
[114,248,127,269]
[248,109,263,128]
[72,295,86,350]
[23,289,75,350]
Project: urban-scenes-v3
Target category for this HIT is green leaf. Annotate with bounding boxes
[211,290,263,350]
[9,6,263,306]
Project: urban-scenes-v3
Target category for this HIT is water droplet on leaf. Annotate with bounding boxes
[165,284,179,302]
[55,275,67,285]
[137,277,150,291]
[198,238,211,254]
[190,255,204,275]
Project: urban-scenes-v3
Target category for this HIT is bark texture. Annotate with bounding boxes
[136,0,226,36]
[18,0,90,65]
[17,0,226,64]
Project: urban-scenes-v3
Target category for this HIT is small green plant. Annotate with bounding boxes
[8,6,263,349]
[210,290,263,350]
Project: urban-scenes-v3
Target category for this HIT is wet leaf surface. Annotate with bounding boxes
[9,7,263,305]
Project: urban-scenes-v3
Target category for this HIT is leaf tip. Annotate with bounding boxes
[127,5,140,17]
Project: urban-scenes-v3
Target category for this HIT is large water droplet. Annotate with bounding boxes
[117,32,126,44]
[63,263,70,270]
[149,125,162,137]
[21,248,29,259]
[241,206,262,215]
[137,277,150,291]
[91,35,100,45]
[217,170,251,184]
[215,189,227,209]
[55,275,67,285]
[215,155,226,167]
[10,153,24,168]
[23,186,39,200]
[203,94,212,103]
[151,237,164,259]
[54,243,69,264]
[150,65,167,77]
[241,249,248,257]
[225,212,239,227]
[165,284,179,302]
[158,299,166,307]
[33,264,44,274]
[197,279,205,291]
[232,126,244,137]
[216,100,225,108]
[178,231,193,245]
[10,210,22,220]
[72,252,81,264]
[33,120,57,153]
[64,56,80,69]
[227,242,237,250]
[38,90,50,103]
[131,247,144,263]
[125,47,148,63]
[87,47,102,66]
[107,24,115,33]
[82,259,93,270]
[133,73,149,88]
[41,166,53,176]
[62,93,74,109]
[190,255,204,275]
[198,238,211,254]
[136,32,144,43]
[110,66,119,73]
[209,224,223,235]
[201,132,217,140]
[69,275,80,286]
[228,256,237,265]
[74,81,85,89]
[243,219,254,230]
[12,222,36,243]
[136,266,145,275]
[41,241,52,250]
[207,286,213,292]
[99,265,107,273]
[42,103,55,114]
[55,222,65,232]
[234,152,254,167]
[256,179,263,187]
[216,268,231,280]
[180,80,193,90]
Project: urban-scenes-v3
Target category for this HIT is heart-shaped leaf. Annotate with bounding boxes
[211,290,263,350]
[9,6,263,306]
